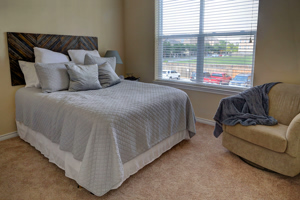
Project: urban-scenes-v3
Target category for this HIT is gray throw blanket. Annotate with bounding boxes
[213,82,280,138]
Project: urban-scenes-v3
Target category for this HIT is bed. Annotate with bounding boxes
[9,32,196,196]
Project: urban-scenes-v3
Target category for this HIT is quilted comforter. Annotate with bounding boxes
[15,80,196,196]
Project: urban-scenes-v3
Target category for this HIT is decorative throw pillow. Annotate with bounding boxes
[34,47,70,63]
[18,61,40,88]
[84,54,116,71]
[65,63,102,92]
[68,49,100,64]
[34,62,72,93]
[97,62,121,88]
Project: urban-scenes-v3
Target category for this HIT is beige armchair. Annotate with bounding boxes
[222,83,300,177]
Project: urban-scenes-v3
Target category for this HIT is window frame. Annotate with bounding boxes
[154,0,258,95]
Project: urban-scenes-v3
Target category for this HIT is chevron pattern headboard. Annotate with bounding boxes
[7,32,98,86]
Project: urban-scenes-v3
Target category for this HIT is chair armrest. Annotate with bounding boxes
[286,113,300,157]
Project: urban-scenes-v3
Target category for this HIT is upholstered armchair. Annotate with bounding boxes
[222,83,300,177]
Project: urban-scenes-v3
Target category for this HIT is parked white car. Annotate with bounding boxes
[162,70,180,80]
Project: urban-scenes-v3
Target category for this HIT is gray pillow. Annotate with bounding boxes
[84,54,116,71]
[35,62,72,93]
[65,63,102,92]
[97,62,121,88]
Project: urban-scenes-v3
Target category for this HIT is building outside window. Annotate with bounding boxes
[155,0,259,94]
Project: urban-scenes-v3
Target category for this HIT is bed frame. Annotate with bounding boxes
[7,32,98,86]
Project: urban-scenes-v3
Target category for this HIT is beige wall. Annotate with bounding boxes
[254,0,300,85]
[1,0,300,136]
[124,0,154,83]
[124,0,300,121]
[0,0,125,136]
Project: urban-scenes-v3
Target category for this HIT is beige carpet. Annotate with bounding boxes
[0,122,299,200]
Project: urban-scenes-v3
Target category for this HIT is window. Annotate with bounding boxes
[155,0,259,93]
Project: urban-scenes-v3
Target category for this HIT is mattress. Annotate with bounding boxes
[15,80,196,195]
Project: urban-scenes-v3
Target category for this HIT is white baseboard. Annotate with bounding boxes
[196,117,215,126]
[0,131,18,142]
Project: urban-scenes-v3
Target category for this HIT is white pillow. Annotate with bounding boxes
[34,47,70,63]
[68,49,100,64]
[84,54,117,71]
[18,61,40,88]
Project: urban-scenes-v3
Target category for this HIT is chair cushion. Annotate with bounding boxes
[224,123,288,153]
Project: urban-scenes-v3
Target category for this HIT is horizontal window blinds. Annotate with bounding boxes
[155,0,259,88]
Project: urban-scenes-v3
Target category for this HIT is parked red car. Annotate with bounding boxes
[203,72,232,85]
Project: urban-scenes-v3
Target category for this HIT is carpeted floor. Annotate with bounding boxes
[0,122,299,200]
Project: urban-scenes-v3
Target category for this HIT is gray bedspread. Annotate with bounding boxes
[15,80,196,196]
[213,82,280,138]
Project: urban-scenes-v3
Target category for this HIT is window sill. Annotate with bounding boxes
[153,79,247,96]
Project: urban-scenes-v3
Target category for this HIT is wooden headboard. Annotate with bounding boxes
[7,32,98,86]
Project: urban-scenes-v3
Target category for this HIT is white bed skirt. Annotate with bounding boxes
[16,121,190,190]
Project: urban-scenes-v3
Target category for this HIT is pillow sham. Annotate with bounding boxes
[84,54,116,71]
[18,61,40,88]
[68,49,100,64]
[34,62,72,93]
[65,63,102,92]
[97,62,121,88]
[34,47,70,63]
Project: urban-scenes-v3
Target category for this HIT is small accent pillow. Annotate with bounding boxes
[34,47,70,63]
[18,61,40,88]
[84,54,116,71]
[34,62,72,93]
[97,62,121,88]
[68,49,100,64]
[65,63,102,92]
